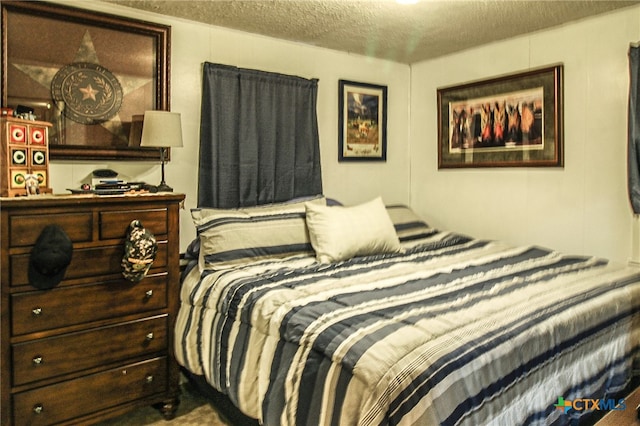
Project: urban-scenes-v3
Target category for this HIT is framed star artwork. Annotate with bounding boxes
[1,1,170,161]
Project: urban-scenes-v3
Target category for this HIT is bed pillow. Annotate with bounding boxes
[192,196,325,269]
[385,205,433,242]
[305,197,403,263]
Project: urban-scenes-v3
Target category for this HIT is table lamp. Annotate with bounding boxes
[140,111,183,192]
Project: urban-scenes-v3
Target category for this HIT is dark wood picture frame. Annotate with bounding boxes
[1,1,171,161]
[437,64,563,168]
[338,80,387,162]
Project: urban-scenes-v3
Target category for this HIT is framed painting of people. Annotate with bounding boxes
[437,65,563,168]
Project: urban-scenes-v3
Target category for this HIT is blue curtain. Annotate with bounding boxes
[198,62,322,208]
[629,44,640,214]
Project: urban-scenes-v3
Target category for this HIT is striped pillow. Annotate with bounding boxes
[385,205,433,242]
[192,197,325,269]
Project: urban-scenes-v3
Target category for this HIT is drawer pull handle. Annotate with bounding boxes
[32,307,42,317]
[146,332,154,341]
[145,290,153,299]
[33,404,43,414]
[145,375,154,383]
[32,356,43,365]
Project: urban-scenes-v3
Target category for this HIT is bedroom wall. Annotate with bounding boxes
[409,5,640,264]
[45,0,411,250]
[30,2,640,262]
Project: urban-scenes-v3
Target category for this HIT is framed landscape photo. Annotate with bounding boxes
[338,80,387,162]
[437,64,563,168]
[1,1,171,161]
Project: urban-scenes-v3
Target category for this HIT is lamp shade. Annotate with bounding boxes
[140,111,183,148]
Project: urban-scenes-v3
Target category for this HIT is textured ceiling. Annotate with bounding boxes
[102,0,639,64]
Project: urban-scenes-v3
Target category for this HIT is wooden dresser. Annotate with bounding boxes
[0,193,185,425]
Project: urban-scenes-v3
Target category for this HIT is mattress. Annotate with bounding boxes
[175,228,640,425]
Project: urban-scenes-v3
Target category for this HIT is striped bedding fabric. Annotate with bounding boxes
[175,220,640,425]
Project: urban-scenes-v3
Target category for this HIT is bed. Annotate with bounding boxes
[175,196,640,425]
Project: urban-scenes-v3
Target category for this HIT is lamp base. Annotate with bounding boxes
[155,183,174,192]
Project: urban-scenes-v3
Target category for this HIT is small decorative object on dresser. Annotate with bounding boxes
[0,192,185,425]
[0,116,52,197]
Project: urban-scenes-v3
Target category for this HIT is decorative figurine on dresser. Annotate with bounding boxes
[0,192,185,425]
[0,116,52,197]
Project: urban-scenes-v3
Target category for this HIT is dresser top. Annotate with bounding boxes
[0,192,185,208]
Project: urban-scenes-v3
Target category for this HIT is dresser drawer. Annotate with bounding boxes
[11,276,168,335]
[13,356,167,426]
[8,206,169,249]
[9,241,168,287]
[100,208,168,239]
[8,213,93,247]
[12,315,168,386]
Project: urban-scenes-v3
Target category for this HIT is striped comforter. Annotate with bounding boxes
[175,230,640,425]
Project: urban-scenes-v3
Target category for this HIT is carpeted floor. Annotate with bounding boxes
[95,380,232,426]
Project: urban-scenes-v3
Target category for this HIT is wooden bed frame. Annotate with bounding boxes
[594,383,640,425]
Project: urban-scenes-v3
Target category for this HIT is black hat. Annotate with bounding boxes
[29,225,73,289]
[121,220,158,282]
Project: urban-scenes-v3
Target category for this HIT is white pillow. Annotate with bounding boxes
[305,197,403,263]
